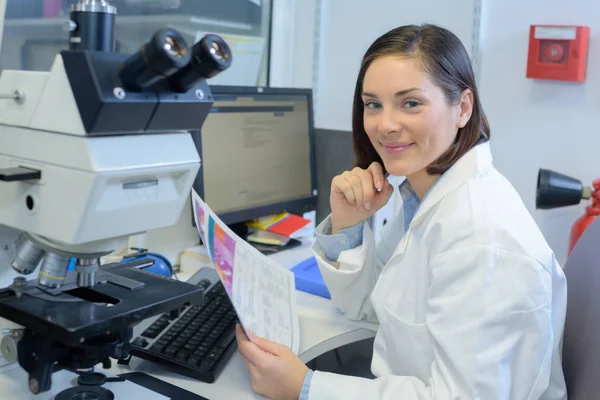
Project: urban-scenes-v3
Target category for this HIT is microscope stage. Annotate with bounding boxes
[0,262,203,347]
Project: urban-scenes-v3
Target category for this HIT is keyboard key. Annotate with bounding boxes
[163,346,178,357]
[214,348,224,358]
[157,315,170,323]
[162,333,175,342]
[206,350,220,361]
[191,333,205,342]
[193,349,207,358]
[196,345,209,354]
[214,324,236,350]
[216,321,229,329]
[132,337,149,348]
[176,349,190,361]
[199,360,214,371]
[199,326,210,336]
[184,343,196,351]
[152,316,170,328]
[140,328,159,339]
[169,309,181,320]
[188,355,201,366]
[151,343,166,353]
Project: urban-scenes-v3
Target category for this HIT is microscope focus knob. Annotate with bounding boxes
[0,333,20,364]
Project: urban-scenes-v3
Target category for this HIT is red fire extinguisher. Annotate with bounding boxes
[569,179,600,254]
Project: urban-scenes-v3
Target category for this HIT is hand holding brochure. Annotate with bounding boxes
[191,189,300,354]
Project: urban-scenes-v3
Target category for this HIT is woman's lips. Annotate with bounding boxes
[381,142,414,154]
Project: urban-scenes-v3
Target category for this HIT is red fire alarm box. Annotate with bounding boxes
[526,25,590,82]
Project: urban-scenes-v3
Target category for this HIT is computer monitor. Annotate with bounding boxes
[191,85,318,227]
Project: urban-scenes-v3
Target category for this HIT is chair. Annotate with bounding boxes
[561,216,600,398]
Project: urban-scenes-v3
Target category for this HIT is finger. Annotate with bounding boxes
[250,334,286,356]
[359,170,376,210]
[375,180,394,209]
[333,174,356,205]
[236,326,259,356]
[236,324,251,343]
[237,330,272,365]
[330,175,345,194]
[240,352,258,371]
[346,174,364,210]
[368,162,385,191]
[238,339,268,365]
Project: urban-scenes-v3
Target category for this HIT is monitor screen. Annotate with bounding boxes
[192,86,317,226]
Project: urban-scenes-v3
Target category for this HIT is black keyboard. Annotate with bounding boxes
[129,268,238,383]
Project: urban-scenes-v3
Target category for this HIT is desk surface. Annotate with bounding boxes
[3,240,378,400]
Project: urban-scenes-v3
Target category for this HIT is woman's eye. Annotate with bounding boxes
[404,100,420,109]
[364,101,381,110]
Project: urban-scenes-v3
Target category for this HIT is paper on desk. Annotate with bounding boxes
[191,189,300,354]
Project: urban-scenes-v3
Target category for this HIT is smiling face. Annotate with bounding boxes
[361,55,472,186]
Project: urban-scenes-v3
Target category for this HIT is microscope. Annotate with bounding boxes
[0,0,231,396]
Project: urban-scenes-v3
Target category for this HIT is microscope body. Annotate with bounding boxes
[0,50,205,264]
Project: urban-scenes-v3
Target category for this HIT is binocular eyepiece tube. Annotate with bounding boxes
[119,29,232,93]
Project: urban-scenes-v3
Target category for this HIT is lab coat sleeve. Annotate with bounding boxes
[308,245,557,400]
[311,215,394,323]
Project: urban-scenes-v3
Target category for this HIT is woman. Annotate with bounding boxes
[236,24,568,399]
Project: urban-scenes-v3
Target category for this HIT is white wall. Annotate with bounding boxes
[478,0,600,264]
[314,0,479,130]
[270,0,319,89]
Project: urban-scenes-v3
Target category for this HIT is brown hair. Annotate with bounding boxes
[352,24,490,175]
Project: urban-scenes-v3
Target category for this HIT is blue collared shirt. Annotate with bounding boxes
[315,178,425,262]
[301,178,435,399]
[299,369,314,400]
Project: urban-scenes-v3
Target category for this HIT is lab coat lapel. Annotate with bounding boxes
[386,142,493,261]
[387,225,411,261]
[411,142,493,228]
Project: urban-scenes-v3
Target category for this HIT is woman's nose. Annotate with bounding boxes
[378,108,401,135]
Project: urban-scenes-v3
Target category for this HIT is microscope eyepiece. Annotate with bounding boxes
[203,34,233,69]
[119,28,191,91]
[166,34,233,93]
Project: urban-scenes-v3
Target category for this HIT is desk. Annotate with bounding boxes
[2,239,379,399]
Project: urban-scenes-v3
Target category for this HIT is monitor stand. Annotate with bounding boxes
[227,222,302,255]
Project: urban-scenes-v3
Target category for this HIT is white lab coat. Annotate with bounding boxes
[309,142,567,400]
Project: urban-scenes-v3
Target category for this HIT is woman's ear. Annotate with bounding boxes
[457,89,474,128]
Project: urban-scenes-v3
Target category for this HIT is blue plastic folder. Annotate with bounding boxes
[291,257,331,299]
